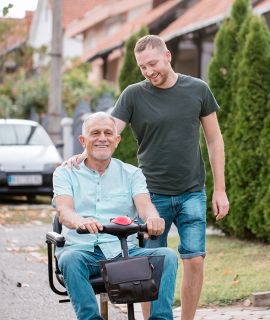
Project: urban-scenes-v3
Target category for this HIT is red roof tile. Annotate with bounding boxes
[66,0,152,37]
[254,0,270,13]
[161,0,270,41]
[0,12,33,55]
[255,0,270,7]
[80,0,180,62]
[160,0,234,40]
[48,0,107,29]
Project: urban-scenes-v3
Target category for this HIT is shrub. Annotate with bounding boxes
[205,0,250,226]
[248,98,270,241]
[226,15,270,238]
[114,26,148,165]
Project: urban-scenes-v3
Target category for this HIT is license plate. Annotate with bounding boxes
[7,175,42,186]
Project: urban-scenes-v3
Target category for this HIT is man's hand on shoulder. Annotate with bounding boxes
[212,190,229,221]
[145,216,165,236]
[61,152,87,169]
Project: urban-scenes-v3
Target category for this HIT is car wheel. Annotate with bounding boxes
[27,195,36,203]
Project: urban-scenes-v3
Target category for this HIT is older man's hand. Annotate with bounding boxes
[145,217,165,236]
[77,217,103,234]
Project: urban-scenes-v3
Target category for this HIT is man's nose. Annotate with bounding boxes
[98,132,107,140]
[145,67,154,77]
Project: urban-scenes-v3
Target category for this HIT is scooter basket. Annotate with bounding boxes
[99,255,164,304]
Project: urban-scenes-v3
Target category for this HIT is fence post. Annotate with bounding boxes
[96,92,114,112]
[61,117,73,160]
[73,100,91,155]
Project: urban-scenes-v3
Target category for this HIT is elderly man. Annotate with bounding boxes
[53,112,178,320]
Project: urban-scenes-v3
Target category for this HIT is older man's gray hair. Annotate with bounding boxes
[81,112,117,136]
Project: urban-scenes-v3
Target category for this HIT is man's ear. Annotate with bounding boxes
[115,134,121,148]
[166,50,172,63]
[79,135,85,148]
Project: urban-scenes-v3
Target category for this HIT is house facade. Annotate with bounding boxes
[65,0,270,86]
[0,11,33,75]
[28,0,104,69]
[66,0,185,86]
[24,0,270,84]
[161,0,270,81]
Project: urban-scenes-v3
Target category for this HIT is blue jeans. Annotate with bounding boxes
[58,246,178,320]
[145,191,206,259]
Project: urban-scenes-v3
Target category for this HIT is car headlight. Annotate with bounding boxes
[43,163,61,172]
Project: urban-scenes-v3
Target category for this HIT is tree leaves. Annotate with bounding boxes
[2,4,13,16]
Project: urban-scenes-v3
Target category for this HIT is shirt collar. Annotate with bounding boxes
[81,158,112,175]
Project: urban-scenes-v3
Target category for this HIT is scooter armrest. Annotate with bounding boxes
[46,231,65,247]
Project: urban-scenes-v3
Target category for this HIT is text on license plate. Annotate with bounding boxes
[7,175,42,186]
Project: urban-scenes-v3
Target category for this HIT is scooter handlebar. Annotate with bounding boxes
[76,222,148,237]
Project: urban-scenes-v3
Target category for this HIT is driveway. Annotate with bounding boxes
[0,223,127,320]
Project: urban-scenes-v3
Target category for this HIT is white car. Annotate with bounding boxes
[0,119,62,198]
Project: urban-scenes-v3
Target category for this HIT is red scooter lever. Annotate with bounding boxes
[111,216,132,226]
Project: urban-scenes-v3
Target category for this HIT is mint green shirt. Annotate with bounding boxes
[53,158,148,259]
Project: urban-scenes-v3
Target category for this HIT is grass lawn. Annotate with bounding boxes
[169,235,270,307]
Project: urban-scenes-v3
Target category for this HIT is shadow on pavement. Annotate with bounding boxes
[0,195,52,205]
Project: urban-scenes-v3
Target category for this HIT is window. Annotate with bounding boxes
[0,124,52,146]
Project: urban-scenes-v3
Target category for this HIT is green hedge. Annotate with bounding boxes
[207,0,270,242]
[114,27,148,165]
[114,126,138,166]
[204,0,251,226]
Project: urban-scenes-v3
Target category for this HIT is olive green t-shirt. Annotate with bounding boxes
[111,74,219,195]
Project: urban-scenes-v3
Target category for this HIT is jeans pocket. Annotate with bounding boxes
[150,192,156,201]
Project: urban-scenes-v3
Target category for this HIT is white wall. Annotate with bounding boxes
[28,0,83,69]
[201,41,214,82]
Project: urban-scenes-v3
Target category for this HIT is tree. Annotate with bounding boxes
[0,18,33,81]
[205,0,251,226]
[114,26,148,165]
[226,15,270,238]
[248,99,270,241]
[62,62,94,116]
[0,94,14,117]
[14,71,49,118]
[208,0,250,129]
[118,26,148,92]
[2,4,13,16]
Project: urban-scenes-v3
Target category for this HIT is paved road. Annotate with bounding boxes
[0,216,270,320]
[0,223,126,320]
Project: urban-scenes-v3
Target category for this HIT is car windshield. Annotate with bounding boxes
[0,124,52,146]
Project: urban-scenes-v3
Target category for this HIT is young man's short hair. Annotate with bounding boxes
[134,35,167,53]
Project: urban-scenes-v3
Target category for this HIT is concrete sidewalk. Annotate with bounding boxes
[0,222,269,320]
[114,301,270,320]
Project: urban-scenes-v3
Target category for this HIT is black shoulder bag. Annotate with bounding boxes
[99,255,164,304]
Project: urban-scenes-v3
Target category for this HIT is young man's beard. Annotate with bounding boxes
[149,70,169,87]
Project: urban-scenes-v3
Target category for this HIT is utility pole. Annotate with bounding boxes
[48,0,62,143]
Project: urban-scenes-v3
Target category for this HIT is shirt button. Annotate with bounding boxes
[97,199,100,202]
[97,182,100,185]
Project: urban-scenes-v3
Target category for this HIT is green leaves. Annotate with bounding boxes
[119,26,148,92]
[205,0,251,227]
[207,0,270,242]
[115,27,149,165]
[2,3,13,16]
